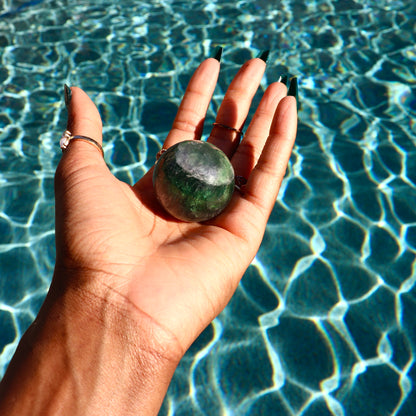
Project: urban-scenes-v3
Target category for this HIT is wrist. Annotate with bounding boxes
[0,270,182,416]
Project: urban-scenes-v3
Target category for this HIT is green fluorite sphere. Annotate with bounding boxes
[153,140,235,222]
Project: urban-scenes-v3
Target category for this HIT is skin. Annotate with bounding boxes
[0,56,297,415]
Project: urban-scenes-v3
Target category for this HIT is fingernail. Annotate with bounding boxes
[288,77,298,104]
[256,49,270,63]
[278,74,289,88]
[210,46,223,62]
[64,84,72,109]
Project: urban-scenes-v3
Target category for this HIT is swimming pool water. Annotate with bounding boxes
[1,0,416,414]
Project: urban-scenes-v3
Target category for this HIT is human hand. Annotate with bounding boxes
[0,52,297,416]
[54,54,297,353]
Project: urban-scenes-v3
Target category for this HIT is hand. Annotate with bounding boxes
[0,55,297,416]
[55,55,297,349]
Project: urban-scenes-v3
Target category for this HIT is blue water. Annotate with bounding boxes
[1,0,416,414]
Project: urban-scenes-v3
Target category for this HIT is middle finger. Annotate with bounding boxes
[208,52,269,157]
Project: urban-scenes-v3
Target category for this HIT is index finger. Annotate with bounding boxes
[162,55,221,149]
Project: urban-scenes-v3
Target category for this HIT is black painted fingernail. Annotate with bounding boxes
[256,49,270,63]
[288,77,298,104]
[64,84,72,109]
[279,74,289,88]
[210,46,223,62]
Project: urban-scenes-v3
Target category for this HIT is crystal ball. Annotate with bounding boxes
[153,140,235,222]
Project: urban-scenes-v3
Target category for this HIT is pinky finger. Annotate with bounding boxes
[243,95,298,220]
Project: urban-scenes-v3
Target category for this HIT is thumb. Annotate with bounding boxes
[61,86,104,165]
[54,87,110,267]
[55,86,109,215]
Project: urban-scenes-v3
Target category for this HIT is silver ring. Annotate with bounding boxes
[156,148,167,160]
[60,130,104,157]
[234,175,247,192]
[213,122,244,137]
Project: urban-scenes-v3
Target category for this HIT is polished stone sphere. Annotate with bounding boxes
[153,140,235,222]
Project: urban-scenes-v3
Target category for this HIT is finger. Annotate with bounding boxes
[208,55,268,157]
[62,86,104,165]
[243,95,297,222]
[231,80,287,180]
[162,57,221,149]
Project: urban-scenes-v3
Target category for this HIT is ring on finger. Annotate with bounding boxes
[234,175,247,192]
[213,122,244,137]
[60,130,104,157]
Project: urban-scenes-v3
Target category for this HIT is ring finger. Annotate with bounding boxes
[231,79,288,180]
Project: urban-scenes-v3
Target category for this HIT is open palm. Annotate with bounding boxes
[54,56,297,355]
